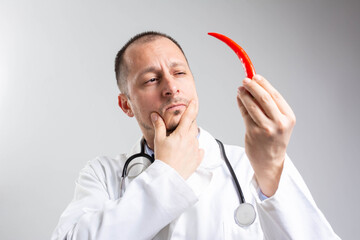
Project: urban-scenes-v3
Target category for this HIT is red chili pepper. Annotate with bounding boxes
[208,32,256,79]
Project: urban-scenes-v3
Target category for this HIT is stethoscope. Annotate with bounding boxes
[119,138,256,227]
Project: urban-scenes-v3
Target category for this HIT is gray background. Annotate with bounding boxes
[1,0,359,239]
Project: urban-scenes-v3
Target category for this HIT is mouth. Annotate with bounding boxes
[165,103,187,112]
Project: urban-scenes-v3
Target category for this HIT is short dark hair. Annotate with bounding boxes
[114,31,188,95]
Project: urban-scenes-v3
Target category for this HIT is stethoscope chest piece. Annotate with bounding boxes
[122,138,257,227]
[127,158,152,177]
[234,203,256,227]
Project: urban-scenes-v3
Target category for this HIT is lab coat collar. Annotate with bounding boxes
[197,127,223,169]
[126,137,143,158]
[126,127,223,170]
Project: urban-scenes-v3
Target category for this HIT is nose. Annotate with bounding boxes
[161,74,179,97]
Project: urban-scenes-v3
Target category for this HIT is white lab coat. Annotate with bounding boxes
[52,128,340,240]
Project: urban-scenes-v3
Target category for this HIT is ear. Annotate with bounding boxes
[118,94,134,117]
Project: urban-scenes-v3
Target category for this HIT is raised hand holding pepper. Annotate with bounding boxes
[209,33,296,197]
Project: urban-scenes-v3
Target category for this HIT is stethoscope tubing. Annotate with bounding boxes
[122,138,246,205]
[215,139,246,204]
[121,139,154,178]
[120,137,255,227]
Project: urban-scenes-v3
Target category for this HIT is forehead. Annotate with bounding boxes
[124,37,187,73]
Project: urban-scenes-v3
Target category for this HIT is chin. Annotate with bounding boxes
[165,118,181,134]
[165,110,182,125]
[166,121,179,132]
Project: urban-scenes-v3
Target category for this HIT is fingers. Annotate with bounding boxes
[174,100,198,135]
[252,75,294,117]
[189,118,199,138]
[237,86,270,127]
[236,92,251,122]
[242,77,282,121]
[151,112,166,141]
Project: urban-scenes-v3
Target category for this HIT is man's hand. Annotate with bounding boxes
[150,100,204,179]
[237,74,296,197]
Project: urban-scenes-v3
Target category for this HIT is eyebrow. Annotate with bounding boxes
[137,61,187,77]
[169,61,187,69]
[138,66,158,77]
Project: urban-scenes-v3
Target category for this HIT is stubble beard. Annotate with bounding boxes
[138,109,181,137]
[137,97,189,137]
[165,109,182,135]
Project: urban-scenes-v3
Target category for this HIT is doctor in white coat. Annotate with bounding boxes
[52,31,340,239]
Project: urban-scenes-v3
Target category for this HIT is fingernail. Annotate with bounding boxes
[243,78,251,84]
[151,113,158,122]
[238,86,245,94]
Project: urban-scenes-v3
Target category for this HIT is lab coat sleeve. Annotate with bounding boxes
[250,155,341,240]
[51,159,198,240]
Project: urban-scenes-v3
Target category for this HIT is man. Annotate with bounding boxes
[52,31,340,239]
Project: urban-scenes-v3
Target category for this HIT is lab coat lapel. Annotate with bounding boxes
[126,137,142,158]
[198,127,223,170]
[184,128,224,197]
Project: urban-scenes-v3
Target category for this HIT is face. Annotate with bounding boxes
[119,37,198,140]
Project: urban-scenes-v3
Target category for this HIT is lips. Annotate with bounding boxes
[165,103,187,111]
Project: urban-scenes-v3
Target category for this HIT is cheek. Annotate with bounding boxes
[133,95,159,117]
[186,86,198,101]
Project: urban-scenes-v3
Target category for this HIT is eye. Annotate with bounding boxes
[175,71,186,76]
[145,78,158,84]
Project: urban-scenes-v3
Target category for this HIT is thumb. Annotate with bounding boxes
[151,112,166,141]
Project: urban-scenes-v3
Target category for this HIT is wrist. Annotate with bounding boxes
[253,159,284,197]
